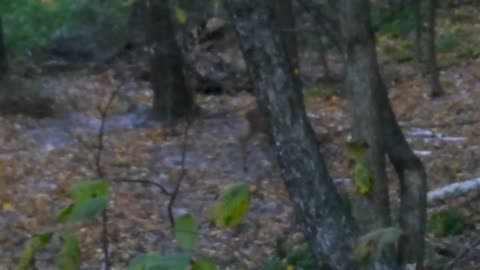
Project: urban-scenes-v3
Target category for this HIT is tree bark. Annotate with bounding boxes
[146,0,196,121]
[339,0,427,268]
[225,1,359,269]
[426,0,444,98]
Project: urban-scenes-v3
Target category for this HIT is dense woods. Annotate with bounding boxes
[1,0,480,269]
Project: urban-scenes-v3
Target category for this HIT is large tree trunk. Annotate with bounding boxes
[225,1,359,269]
[339,0,427,268]
[146,0,196,121]
[426,0,444,98]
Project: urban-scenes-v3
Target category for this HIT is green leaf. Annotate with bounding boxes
[346,142,369,160]
[191,257,217,270]
[58,180,109,222]
[69,197,108,221]
[174,214,199,251]
[174,6,188,25]
[57,204,74,222]
[206,183,251,228]
[128,253,190,270]
[70,180,109,204]
[427,208,474,237]
[353,162,374,195]
[16,232,53,270]
[56,230,81,270]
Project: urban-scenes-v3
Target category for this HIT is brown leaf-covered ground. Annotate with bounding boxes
[2,5,480,269]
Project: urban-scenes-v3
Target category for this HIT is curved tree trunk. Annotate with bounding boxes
[146,0,196,121]
[339,0,427,268]
[225,1,359,269]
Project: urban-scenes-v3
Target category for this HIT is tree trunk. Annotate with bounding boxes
[225,1,359,269]
[413,0,423,61]
[0,16,7,78]
[339,0,427,268]
[426,0,444,98]
[146,0,196,121]
[339,0,391,229]
[274,0,299,70]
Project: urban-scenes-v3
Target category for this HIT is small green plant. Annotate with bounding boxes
[353,227,403,268]
[262,236,318,270]
[427,208,473,237]
[128,182,252,269]
[17,179,109,269]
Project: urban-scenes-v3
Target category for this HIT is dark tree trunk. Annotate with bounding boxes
[339,0,391,229]
[339,0,427,268]
[274,0,299,70]
[426,0,444,98]
[225,1,359,269]
[413,0,423,61]
[0,16,7,78]
[146,0,196,121]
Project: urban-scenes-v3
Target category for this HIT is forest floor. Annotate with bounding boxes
[2,7,480,270]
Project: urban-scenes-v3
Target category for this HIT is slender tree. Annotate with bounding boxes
[146,0,196,121]
[426,0,444,97]
[339,0,427,268]
[0,16,7,78]
[274,0,299,71]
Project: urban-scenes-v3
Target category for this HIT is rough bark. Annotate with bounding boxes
[146,0,196,121]
[339,0,391,229]
[339,0,427,268]
[274,0,299,70]
[225,1,359,269]
[426,0,444,98]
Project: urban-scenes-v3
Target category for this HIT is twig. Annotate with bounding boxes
[93,73,119,270]
[114,178,172,196]
[167,116,192,228]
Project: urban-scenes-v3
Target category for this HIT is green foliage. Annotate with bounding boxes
[286,244,317,270]
[371,6,418,37]
[174,214,199,251]
[128,253,190,270]
[427,208,473,237]
[191,257,218,270]
[16,231,53,270]
[353,227,403,267]
[56,230,81,270]
[58,179,109,222]
[353,162,374,195]
[262,258,287,270]
[1,0,130,54]
[263,236,317,270]
[437,29,467,53]
[174,5,188,25]
[17,179,109,269]
[130,183,253,268]
[206,183,251,228]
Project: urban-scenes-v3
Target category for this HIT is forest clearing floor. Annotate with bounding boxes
[1,47,480,270]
